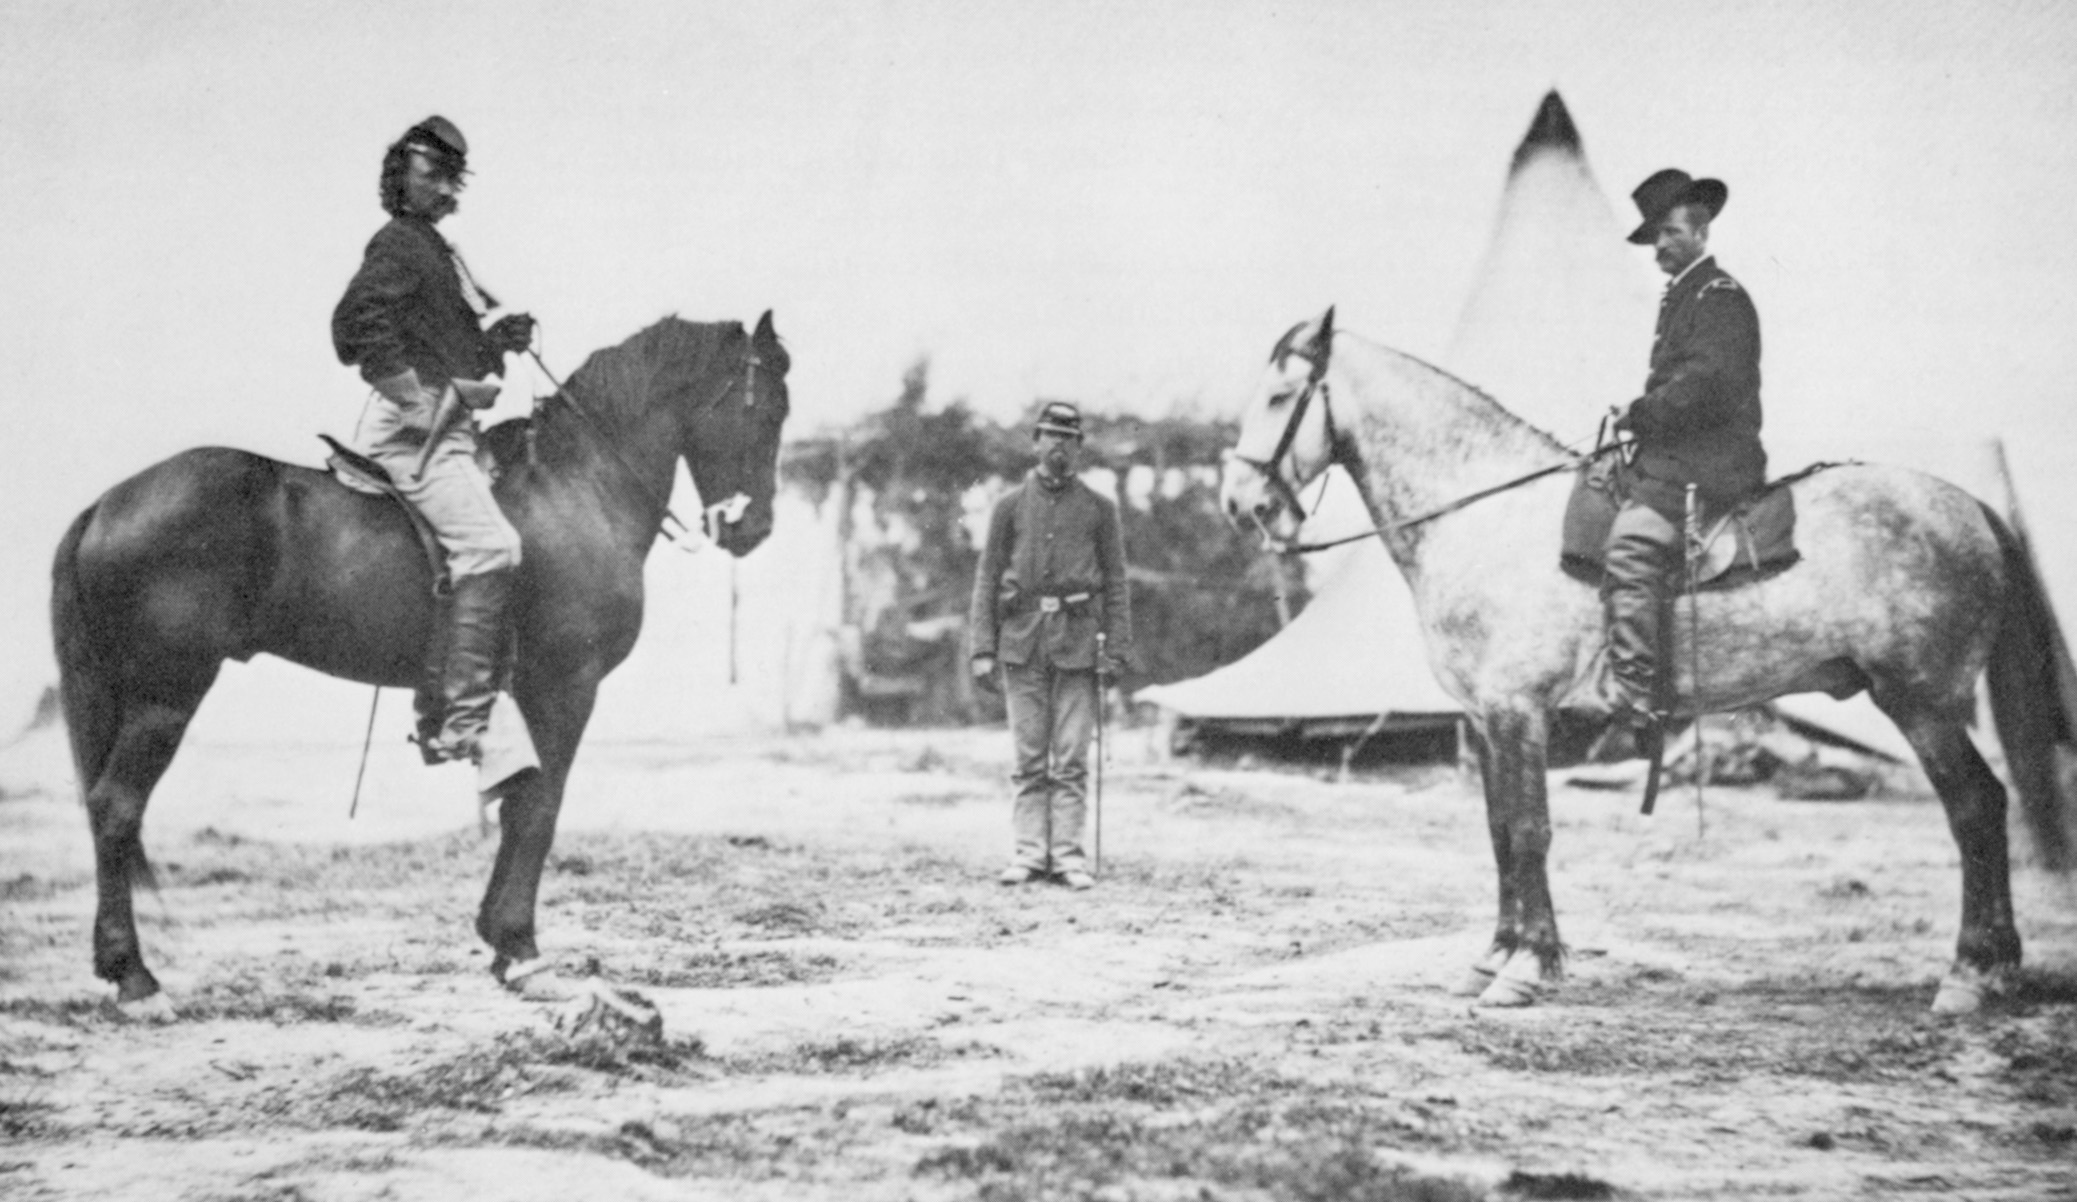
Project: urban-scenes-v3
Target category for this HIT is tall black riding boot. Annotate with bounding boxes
[425,570,513,765]
[1600,505,1682,727]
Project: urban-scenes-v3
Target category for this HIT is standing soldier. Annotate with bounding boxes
[332,116,537,765]
[1602,168,1767,729]
[969,403,1133,889]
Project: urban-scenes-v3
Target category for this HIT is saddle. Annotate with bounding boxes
[320,435,454,596]
[321,429,528,751]
[1559,454,1834,589]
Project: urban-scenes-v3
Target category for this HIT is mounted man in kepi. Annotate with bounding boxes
[331,115,538,767]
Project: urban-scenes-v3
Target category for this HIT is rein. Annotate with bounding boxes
[524,334,772,549]
[1238,340,1619,554]
[453,248,762,548]
[1275,455,1590,554]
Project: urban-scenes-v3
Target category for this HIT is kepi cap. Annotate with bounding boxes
[1033,401,1083,440]
[401,115,469,175]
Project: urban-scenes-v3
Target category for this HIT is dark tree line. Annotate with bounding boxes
[783,361,1301,724]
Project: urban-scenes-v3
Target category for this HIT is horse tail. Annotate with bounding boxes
[1981,502,2077,870]
[50,504,154,890]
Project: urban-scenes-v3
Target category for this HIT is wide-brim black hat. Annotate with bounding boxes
[1626,168,1727,244]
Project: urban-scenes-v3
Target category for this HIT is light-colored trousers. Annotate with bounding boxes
[352,388,521,579]
[1003,662,1096,871]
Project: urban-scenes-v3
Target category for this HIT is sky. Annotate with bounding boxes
[3,0,2075,723]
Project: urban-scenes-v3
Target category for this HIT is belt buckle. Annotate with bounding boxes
[1039,596,1061,615]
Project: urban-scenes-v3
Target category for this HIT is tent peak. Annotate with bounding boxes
[1511,90,1581,173]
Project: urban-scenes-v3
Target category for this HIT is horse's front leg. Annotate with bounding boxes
[478,668,601,992]
[1473,705,1563,1008]
[1450,723,1520,996]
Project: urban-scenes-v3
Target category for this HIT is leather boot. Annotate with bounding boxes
[1601,576,1668,729]
[1600,505,1681,729]
[423,570,513,765]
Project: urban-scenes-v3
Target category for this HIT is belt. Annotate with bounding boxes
[1037,591,1091,614]
[1026,589,1104,614]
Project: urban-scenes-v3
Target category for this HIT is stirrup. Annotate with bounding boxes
[413,725,485,767]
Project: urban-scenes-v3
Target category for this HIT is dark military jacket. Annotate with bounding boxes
[968,471,1132,672]
[1622,256,1765,517]
[332,216,500,392]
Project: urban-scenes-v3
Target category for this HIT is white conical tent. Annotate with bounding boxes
[1143,91,1651,730]
[1447,91,1659,438]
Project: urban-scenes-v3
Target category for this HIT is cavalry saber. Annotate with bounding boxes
[1094,631,1107,877]
[1686,484,1708,837]
[411,387,466,481]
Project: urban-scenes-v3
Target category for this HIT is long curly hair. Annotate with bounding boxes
[377,140,416,217]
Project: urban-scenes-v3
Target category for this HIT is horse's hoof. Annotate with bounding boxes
[116,992,178,1024]
[1475,956,1551,1008]
[498,957,574,1001]
[1930,964,2008,1015]
[1448,965,1498,998]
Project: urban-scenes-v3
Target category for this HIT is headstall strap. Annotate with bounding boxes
[1236,342,1334,521]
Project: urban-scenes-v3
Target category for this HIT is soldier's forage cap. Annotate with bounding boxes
[402,116,469,176]
[1627,168,1727,245]
[1033,401,1083,440]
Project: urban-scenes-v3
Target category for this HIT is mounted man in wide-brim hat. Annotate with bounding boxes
[1601,167,1766,727]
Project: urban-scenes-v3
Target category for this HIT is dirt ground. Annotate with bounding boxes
[2,718,2074,1201]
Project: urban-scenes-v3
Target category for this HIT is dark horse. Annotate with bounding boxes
[52,313,791,1006]
[1222,308,2075,1013]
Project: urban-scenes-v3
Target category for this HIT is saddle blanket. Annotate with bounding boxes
[1560,456,1824,589]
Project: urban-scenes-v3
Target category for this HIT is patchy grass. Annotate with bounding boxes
[293,1028,714,1132]
[0,996,111,1029]
[1431,997,1965,1083]
[592,949,843,989]
[0,1095,60,1140]
[896,1058,1497,1201]
[725,1034,998,1077]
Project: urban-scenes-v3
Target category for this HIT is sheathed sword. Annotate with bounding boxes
[1094,631,1107,877]
[411,378,501,481]
[1685,483,1707,837]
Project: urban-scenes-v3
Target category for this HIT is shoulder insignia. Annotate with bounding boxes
[1697,276,1743,297]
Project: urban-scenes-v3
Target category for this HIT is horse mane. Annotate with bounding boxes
[557,315,736,428]
[1337,332,1570,458]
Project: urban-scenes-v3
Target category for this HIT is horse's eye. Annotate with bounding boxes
[1267,390,1291,409]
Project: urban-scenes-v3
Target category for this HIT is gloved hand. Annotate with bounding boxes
[1097,654,1128,681]
[970,655,1002,695]
[370,368,436,410]
[487,312,536,355]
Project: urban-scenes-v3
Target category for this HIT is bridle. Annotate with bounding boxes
[450,244,772,547]
[1228,340,1336,523]
[1230,326,1601,555]
[525,333,772,550]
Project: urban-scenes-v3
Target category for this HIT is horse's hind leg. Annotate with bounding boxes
[88,680,216,1004]
[1888,712,2021,1013]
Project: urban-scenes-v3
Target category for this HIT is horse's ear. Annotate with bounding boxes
[1316,306,1336,353]
[753,310,776,342]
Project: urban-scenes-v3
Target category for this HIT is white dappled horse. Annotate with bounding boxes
[1220,307,2073,1013]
